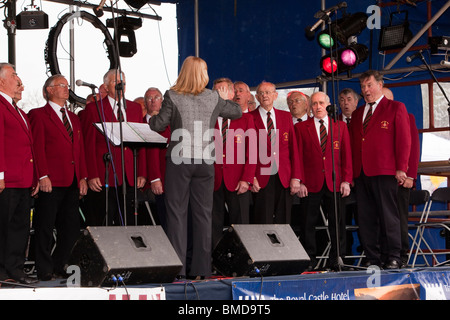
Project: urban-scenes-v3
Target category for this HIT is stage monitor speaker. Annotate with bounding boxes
[212,224,310,277]
[68,226,182,287]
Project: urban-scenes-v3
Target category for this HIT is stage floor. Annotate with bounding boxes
[1,266,450,300]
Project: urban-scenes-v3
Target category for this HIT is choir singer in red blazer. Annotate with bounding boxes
[212,78,256,248]
[0,63,39,284]
[141,87,170,229]
[28,74,88,280]
[81,69,146,226]
[250,81,302,224]
[349,70,411,269]
[295,91,352,270]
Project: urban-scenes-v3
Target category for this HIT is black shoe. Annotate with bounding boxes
[384,259,400,270]
[14,275,39,285]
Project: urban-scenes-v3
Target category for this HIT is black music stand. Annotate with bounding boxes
[94,121,167,225]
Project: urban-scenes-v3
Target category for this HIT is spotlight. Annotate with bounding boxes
[320,43,368,76]
[16,9,48,30]
[379,11,413,51]
[106,16,142,57]
[429,36,450,54]
[317,12,368,50]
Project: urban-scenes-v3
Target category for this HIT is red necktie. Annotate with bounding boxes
[319,119,327,154]
[267,111,275,145]
[363,102,374,132]
[60,108,73,141]
[221,118,228,147]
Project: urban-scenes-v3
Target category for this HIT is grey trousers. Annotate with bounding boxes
[164,157,214,276]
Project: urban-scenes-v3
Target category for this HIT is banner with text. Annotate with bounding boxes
[232,270,450,300]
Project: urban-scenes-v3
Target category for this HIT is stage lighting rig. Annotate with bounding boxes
[106,16,142,57]
[379,11,413,51]
[320,43,368,76]
[317,12,368,50]
[16,0,48,30]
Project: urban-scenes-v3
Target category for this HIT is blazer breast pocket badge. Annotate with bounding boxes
[283,132,289,142]
[380,121,389,130]
[333,141,340,150]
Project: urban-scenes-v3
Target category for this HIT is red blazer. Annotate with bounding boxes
[214,113,257,191]
[142,116,171,188]
[81,97,145,186]
[407,113,420,181]
[294,117,352,193]
[349,97,411,178]
[0,95,37,188]
[249,107,303,189]
[28,103,88,188]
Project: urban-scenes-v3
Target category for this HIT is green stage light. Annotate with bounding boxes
[318,32,335,49]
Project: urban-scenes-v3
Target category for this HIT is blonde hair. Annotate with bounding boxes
[171,56,209,95]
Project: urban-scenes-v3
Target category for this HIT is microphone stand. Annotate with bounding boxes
[115,84,128,226]
[91,89,113,226]
[109,1,129,226]
[325,14,366,272]
[103,152,111,226]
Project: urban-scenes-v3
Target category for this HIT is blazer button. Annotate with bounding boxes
[71,161,75,164]
[362,138,365,142]
[322,156,326,160]
[30,159,33,162]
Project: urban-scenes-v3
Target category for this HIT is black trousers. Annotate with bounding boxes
[0,188,32,279]
[397,185,411,262]
[303,182,346,265]
[212,181,250,249]
[355,171,401,265]
[253,174,293,224]
[164,158,214,277]
[33,178,80,276]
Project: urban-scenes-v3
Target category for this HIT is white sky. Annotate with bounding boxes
[0,1,179,112]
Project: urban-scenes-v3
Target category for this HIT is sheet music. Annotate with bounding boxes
[94,122,168,146]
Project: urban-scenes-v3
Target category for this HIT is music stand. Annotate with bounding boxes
[94,121,167,225]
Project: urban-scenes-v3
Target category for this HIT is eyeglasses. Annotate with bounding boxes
[50,84,70,89]
[146,96,162,102]
[287,98,303,105]
[257,91,275,96]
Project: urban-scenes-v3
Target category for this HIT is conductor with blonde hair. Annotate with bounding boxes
[149,56,242,278]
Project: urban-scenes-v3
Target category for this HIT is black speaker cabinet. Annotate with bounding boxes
[69,226,182,287]
[212,224,310,277]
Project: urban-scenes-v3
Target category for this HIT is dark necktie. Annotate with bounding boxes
[297,118,302,122]
[12,101,19,112]
[267,111,275,145]
[221,118,228,146]
[319,119,327,154]
[363,102,374,132]
[60,107,73,140]
[117,108,124,122]
[346,117,351,125]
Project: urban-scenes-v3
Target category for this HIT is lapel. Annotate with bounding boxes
[362,97,387,134]
[0,95,31,136]
[306,117,323,154]
[100,97,116,122]
[253,106,266,131]
[45,103,72,143]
